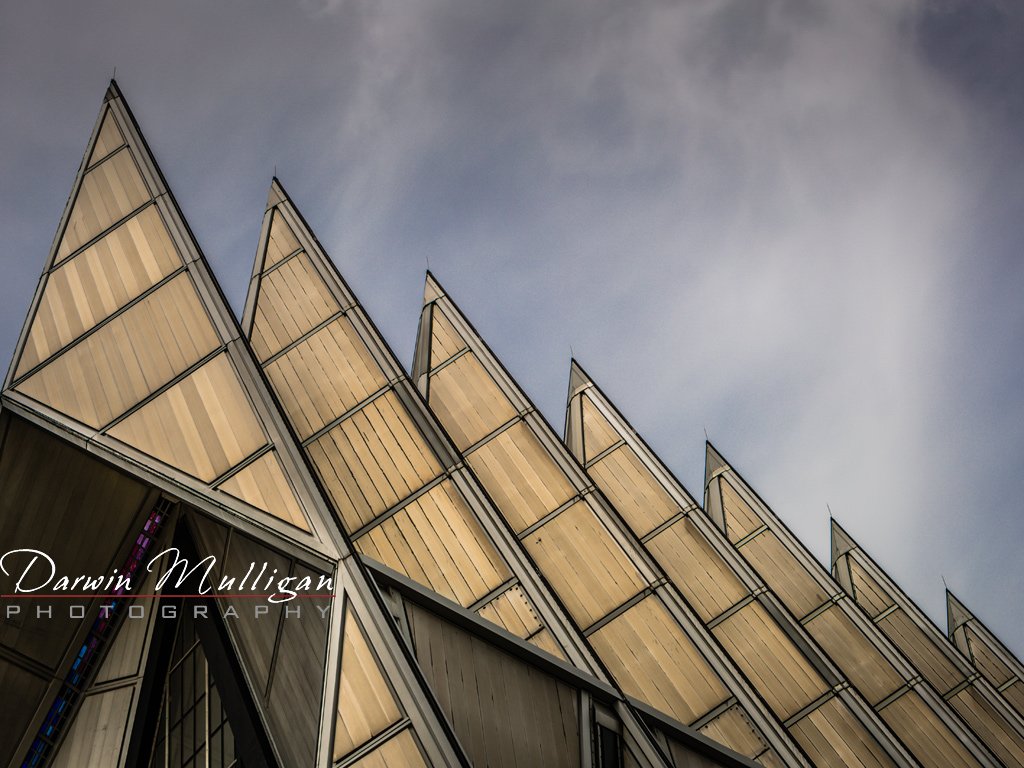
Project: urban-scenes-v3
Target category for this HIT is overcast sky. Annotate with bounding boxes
[1,0,1021,652]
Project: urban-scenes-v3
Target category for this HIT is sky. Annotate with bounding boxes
[1,1,1021,653]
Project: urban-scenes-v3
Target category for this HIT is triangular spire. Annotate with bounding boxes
[705,440,730,489]
[2,83,330,550]
[830,517,859,566]
[417,279,813,766]
[946,590,974,636]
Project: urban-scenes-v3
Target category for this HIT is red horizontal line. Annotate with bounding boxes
[0,594,334,599]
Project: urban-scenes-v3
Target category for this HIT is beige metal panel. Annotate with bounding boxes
[590,596,729,727]
[87,108,125,166]
[466,420,575,533]
[580,394,620,463]
[712,601,828,720]
[263,317,388,439]
[17,273,220,429]
[108,353,267,483]
[879,691,983,768]
[333,608,403,762]
[355,479,511,607]
[752,750,786,768]
[251,252,341,361]
[406,601,580,768]
[789,696,896,768]
[740,531,832,619]
[57,148,150,263]
[1003,681,1024,716]
[0,662,48,760]
[661,734,723,768]
[0,417,149,671]
[16,206,181,377]
[719,478,765,543]
[804,604,903,705]
[847,558,895,619]
[647,516,748,623]
[589,445,682,538]
[965,627,1015,687]
[50,686,134,768]
[346,729,428,768]
[526,628,566,659]
[476,584,543,639]
[428,352,518,450]
[266,565,330,768]
[522,500,647,627]
[216,532,290,696]
[263,209,302,268]
[696,704,768,760]
[949,686,1024,766]
[429,305,467,367]
[217,450,310,531]
[308,393,442,533]
[876,609,963,693]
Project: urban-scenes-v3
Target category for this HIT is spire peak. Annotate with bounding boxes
[423,269,446,304]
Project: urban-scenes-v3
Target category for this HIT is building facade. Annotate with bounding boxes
[0,83,1021,767]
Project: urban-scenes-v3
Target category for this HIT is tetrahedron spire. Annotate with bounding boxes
[417,279,813,766]
[946,590,975,636]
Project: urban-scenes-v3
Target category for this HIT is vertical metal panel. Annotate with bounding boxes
[466,420,576,533]
[588,445,681,538]
[645,517,748,623]
[428,352,517,450]
[17,273,220,429]
[107,353,267,483]
[803,605,903,705]
[429,306,467,367]
[264,317,388,439]
[522,500,647,627]
[16,206,181,377]
[354,479,512,607]
[948,686,1024,766]
[875,609,962,693]
[737,531,832,619]
[49,686,135,767]
[333,607,403,762]
[590,596,729,725]
[263,210,301,269]
[307,391,443,532]
[251,253,342,361]
[56,148,150,263]
[696,705,767,760]
[345,729,428,768]
[406,601,580,768]
[87,108,126,167]
[216,450,310,531]
[711,601,828,720]
[788,697,896,768]
[878,691,983,768]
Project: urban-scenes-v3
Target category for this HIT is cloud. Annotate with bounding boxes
[0,0,1021,645]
